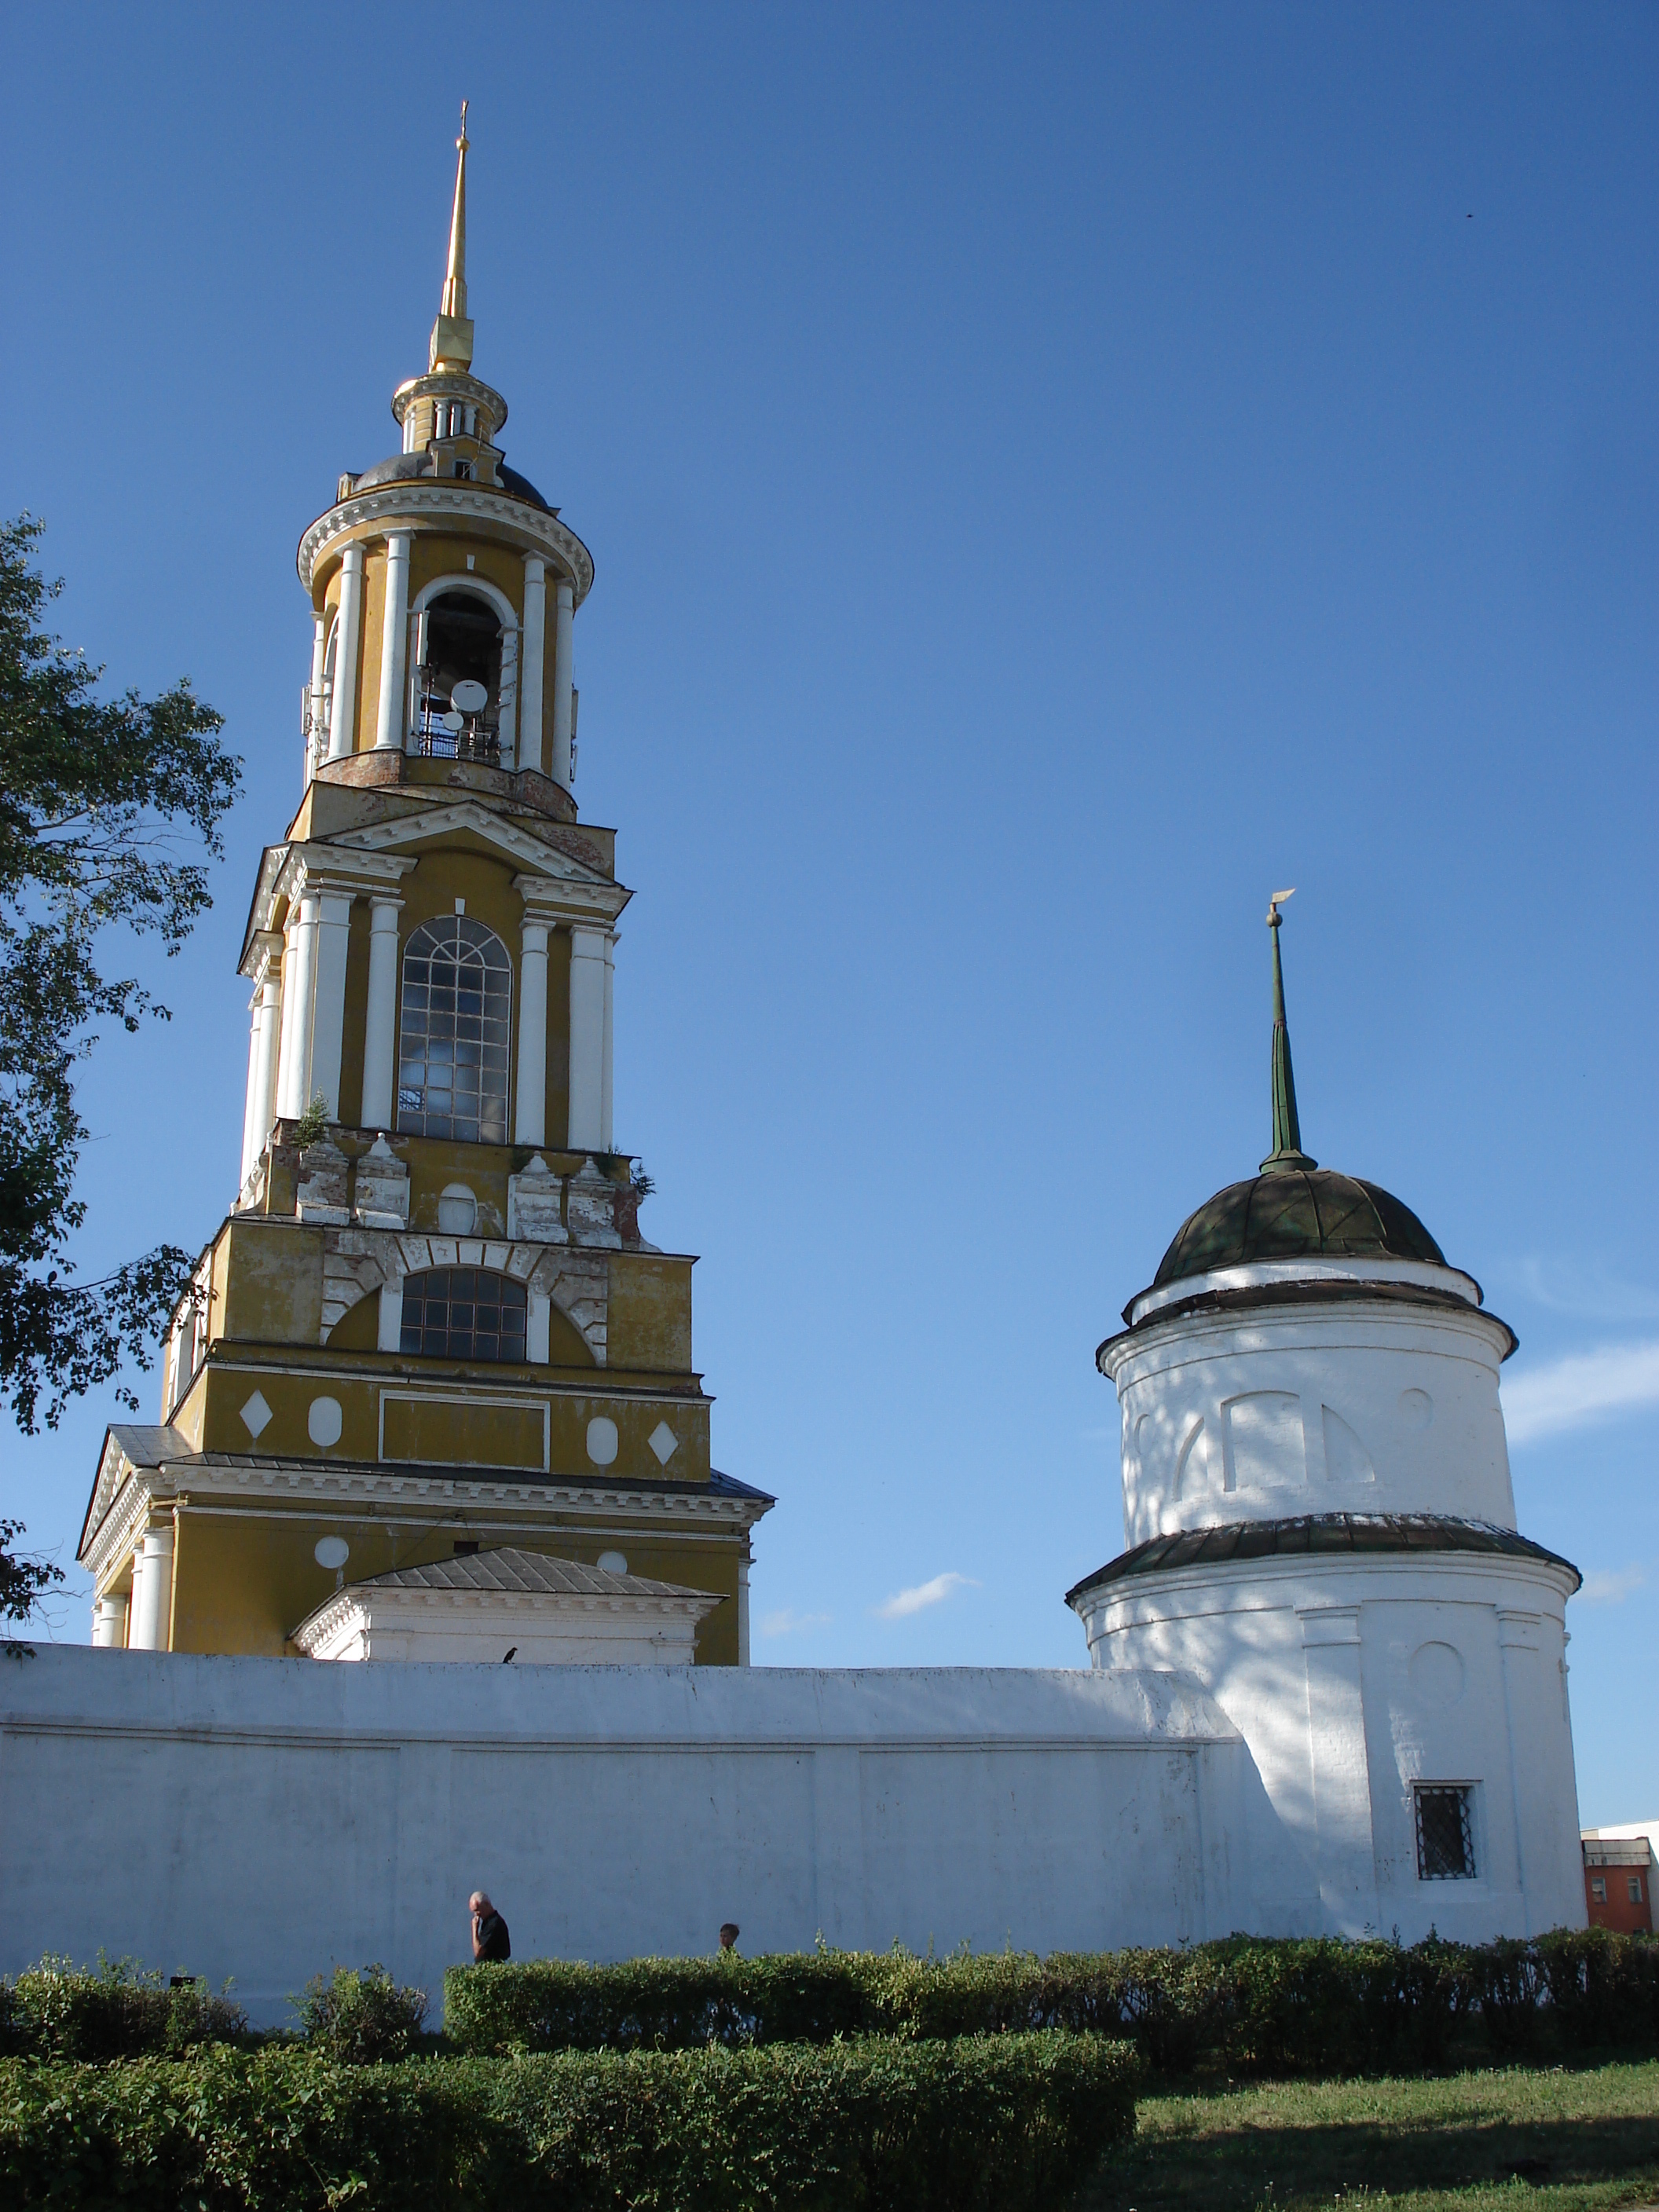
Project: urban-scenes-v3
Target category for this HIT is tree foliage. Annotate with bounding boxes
[0,514,240,1438]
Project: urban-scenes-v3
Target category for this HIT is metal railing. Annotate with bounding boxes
[408,686,507,765]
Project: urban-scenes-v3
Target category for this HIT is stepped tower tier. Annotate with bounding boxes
[1068,903,1584,1942]
[79,116,773,1665]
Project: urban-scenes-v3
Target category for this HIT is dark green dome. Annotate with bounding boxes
[1152,1169,1446,1290]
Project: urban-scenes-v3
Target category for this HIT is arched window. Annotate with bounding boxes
[397,916,511,1142]
[399,1268,526,1361]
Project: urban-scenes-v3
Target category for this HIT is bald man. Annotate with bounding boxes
[469,1891,511,1962]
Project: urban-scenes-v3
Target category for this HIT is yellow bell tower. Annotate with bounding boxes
[78,114,772,1665]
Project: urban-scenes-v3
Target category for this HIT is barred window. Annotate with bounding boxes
[399,1269,527,1361]
[397,917,511,1142]
[1415,1785,1476,1880]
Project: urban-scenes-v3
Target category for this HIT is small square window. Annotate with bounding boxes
[1591,1875,1608,1901]
[1415,1785,1476,1881]
[1629,1877,1644,1905]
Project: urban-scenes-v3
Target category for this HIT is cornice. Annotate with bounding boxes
[86,1455,771,1566]
[298,485,594,607]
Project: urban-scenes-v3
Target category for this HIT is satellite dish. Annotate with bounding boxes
[314,1536,350,1571]
[441,709,465,734]
[451,679,489,715]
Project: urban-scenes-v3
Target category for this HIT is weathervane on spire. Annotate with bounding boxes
[458,97,469,149]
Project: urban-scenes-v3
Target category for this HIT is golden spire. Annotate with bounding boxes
[430,101,475,372]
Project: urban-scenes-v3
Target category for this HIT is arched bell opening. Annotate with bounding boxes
[408,578,518,765]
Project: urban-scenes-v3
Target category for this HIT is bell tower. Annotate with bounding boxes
[78,115,772,1664]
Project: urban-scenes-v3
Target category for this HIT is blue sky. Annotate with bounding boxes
[5,3,1656,1825]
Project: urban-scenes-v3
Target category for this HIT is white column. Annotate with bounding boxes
[601,932,616,1149]
[1298,1605,1380,1936]
[93,1594,127,1648]
[129,1526,174,1652]
[126,1547,147,1647]
[326,546,364,760]
[567,925,608,1151]
[309,892,353,1122]
[239,991,265,1183]
[373,533,412,750]
[252,976,281,1159]
[551,578,575,789]
[272,921,298,1119]
[361,896,403,1130]
[518,557,546,773]
[515,917,550,1146]
[276,895,320,1119]
[306,614,327,775]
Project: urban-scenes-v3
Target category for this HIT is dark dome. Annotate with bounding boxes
[1152,1169,1445,1290]
[347,452,552,510]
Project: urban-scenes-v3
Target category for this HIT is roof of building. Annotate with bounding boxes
[1151,1169,1447,1289]
[350,1547,710,1602]
[350,451,552,510]
[1066,1513,1581,1606]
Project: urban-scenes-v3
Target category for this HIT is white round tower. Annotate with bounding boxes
[1068,899,1585,1942]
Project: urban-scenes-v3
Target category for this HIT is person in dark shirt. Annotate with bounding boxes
[469,1890,511,1962]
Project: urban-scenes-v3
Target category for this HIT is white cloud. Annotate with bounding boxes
[1512,1258,1659,1325]
[1578,1564,1649,1606]
[1502,1339,1659,1445]
[873,1571,980,1621]
[759,1608,832,1639]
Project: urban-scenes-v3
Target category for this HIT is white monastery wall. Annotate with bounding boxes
[0,1649,1300,2027]
[1111,1296,1514,1545]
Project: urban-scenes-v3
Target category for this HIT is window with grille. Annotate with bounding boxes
[397,916,511,1141]
[1414,1785,1476,1880]
[398,1269,527,1361]
[1631,1877,1645,1905]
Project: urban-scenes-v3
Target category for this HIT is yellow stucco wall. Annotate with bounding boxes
[166,1504,742,1663]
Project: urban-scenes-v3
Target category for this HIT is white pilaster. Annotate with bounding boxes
[373,533,413,750]
[567,923,608,1152]
[361,896,404,1130]
[551,577,575,789]
[306,614,328,775]
[1298,1604,1380,1936]
[326,546,364,760]
[377,1279,405,1352]
[276,895,320,1119]
[601,932,616,1150]
[129,1527,174,1652]
[309,892,353,1122]
[738,1556,752,1668]
[515,917,551,1146]
[518,556,546,773]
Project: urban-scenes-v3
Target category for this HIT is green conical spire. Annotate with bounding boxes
[1260,891,1317,1176]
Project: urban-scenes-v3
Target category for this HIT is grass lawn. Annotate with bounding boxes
[1078,2056,1659,2212]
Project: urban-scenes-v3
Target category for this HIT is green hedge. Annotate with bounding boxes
[445,1929,1659,2074]
[0,1956,245,2061]
[0,2032,1140,2211]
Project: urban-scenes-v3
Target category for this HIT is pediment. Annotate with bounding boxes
[328,800,624,892]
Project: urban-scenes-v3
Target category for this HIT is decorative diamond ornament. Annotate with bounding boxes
[649,1421,679,1467]
[240,1390,273,1441]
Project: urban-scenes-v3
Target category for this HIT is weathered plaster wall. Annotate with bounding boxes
[0,1651,1270,2025]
